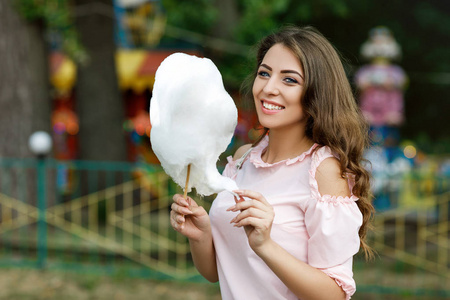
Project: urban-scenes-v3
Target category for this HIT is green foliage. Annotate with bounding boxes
[161,0,218,35]
[208,0,353,92]
[14,0,70,30]
[13,0,86,63]
[414,2,450,36]
[411,2,450,72]
[234,0,350,45]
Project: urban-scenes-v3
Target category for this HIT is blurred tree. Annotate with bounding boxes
[212,0,240,40]
[0,0,51,157]
[74,0,127,161]
[2,0,126,160]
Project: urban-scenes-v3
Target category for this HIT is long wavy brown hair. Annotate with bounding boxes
[242,25,375,259]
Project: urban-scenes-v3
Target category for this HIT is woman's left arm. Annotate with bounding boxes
[228,189,346,300]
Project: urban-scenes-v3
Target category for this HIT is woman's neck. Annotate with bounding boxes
[262,128,314,164]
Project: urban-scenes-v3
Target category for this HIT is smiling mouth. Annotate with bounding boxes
[262,101,285,111]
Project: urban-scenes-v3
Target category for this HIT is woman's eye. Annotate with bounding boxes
[258,71,270,77]
[284,77,298,84]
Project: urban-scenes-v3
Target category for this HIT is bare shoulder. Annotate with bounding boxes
[232,144,253,161]
[315,157,351,197]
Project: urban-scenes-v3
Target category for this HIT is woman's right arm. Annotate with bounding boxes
[170,194,218,282]
[169,145,252,281]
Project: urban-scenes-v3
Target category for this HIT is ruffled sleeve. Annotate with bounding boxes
[223,145,255,179]
[222,156,239,179]
[305,146,363,299]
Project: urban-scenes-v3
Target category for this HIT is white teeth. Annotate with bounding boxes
[263,102,283,110]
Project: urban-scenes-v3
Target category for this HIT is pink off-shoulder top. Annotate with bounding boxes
[209,136,363,300]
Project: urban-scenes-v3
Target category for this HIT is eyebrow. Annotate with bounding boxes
[260,63,304,80]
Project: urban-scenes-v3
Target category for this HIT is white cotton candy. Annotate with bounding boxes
[150,53,239,196]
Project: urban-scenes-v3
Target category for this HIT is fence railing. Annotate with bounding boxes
[0,158,205,280]
[0,157,449,297]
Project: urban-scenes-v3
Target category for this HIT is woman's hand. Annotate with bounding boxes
[227,190,275,251]
[170,194,211,242]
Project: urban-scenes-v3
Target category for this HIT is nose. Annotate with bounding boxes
[262,77,280,96]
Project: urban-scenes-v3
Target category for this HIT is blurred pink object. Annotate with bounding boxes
[356,26,408,127]
[355,64,407,127]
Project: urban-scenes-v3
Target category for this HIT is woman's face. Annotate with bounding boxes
[252,43,306,132]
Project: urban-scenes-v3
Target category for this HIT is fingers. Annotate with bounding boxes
[173,194,190,207]
[234,195,245,203]
[171,194,195,232]
[227,194,271,213]
[226,190,274,229]
[229,207,267,224]
[227,199,267,212]
[232,216,267,228]
[170,210,185,231]
[233,190,271,206]
[171,202,193,216]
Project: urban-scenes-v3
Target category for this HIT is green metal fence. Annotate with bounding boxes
[0,158,203,280]
[0,157,449,298]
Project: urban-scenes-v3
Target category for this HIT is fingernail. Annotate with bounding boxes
[230,217,236,223]
[233,190,244,195]
[226,206,235,211]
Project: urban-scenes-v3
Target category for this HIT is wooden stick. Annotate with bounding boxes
[183,164,191,199]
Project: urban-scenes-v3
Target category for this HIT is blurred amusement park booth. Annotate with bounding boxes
[0,1,449,298]
[355,26,450,210]
[49,0,199,164]
[51,48,202,163]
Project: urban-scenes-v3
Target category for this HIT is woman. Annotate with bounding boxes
[170,26,374,300]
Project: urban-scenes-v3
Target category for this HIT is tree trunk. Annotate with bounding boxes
[75,0,127,161]
[0,0,51,158]
[212,0,240,39]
